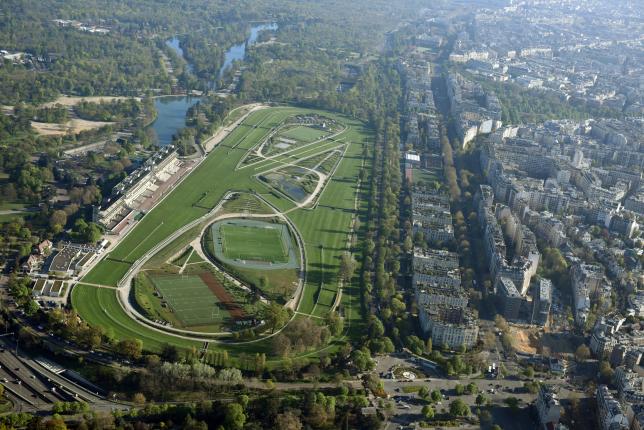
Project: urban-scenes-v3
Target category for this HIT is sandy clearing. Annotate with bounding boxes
[509,326,538,354]
[32,118,114,136]
[41,95,140,108]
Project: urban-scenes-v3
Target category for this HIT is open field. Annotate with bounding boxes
[204,232,299,302]
[226,266,299,301]
[258,114,342,158]
[74,106,372,357]
[134,264,256,332]
[220,222,287,262]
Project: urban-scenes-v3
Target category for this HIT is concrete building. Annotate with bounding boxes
[571,263,603,327]
[418,305,479,350]
[532,278,553,326]
[591,330,618,359]
[613,366,644,404]
[624,192,644,216]
[596,385,629,430]
[497,277,522,321]
[535,385,561,430]
[626,404,644,430]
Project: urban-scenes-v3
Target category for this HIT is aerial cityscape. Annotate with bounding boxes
[0,0,642,429]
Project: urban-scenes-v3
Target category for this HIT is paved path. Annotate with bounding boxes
[0,208,37,216]
[75,282,118,290]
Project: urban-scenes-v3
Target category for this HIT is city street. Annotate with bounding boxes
[374,352,584,430]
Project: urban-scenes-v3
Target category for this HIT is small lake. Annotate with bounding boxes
[150,96,200,146]
[217,22,278,80]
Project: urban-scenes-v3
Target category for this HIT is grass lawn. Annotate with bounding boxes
[171,247,193,267]
[219,192,273,215]
[0,202,27,211]
[186,250,205,264]
[0,213,26,223]
[279,125,327,143]
[223,266,298,302]
[413,167,441,188]
[83,108,289,285]
[220,223,287,262]
[401,385,423,393]
[76,106,372,360]
[71,284,201,352]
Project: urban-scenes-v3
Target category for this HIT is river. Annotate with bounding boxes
[217,22,278,80]
[153,23,277,146]
[165,37,194,74]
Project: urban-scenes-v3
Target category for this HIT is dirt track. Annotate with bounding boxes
[198,272,246,319]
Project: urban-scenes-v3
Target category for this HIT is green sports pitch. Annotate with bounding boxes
[220,221,288,263]
[150,274,221,326]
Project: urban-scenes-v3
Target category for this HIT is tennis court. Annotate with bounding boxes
[150,274,226,326]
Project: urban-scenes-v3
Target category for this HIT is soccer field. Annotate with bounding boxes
[221,223,287,262]
[151,274,223,326]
